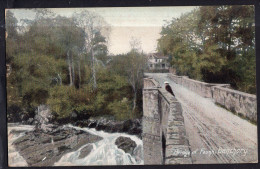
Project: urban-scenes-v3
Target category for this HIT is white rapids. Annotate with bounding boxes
[54,124,144,166]
[8,123,144,166]
[8,123,35,167]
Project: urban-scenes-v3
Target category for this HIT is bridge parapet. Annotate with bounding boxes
[168,74,230,98]
[142,78,192,165]
[212,86,257,122]
[168,73,257,123]
[143,77,161,88]
[158,89,192,164]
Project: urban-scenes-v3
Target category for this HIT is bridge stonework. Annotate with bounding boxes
[142,78,192,165]
[168,74,257,123]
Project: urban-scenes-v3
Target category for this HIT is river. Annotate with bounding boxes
[8,123,144,166]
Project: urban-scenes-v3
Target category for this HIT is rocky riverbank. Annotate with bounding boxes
[9,105,102,166]
[8,105,142,138]
[12,126,102,166]
[75,117,142,138]
[9,105,143,166]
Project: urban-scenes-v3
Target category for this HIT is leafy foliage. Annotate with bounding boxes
[6,9,144,121]
[157,6,255,94]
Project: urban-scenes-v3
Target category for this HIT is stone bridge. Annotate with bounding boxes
[142,73,257,164]
[142,77,192,164]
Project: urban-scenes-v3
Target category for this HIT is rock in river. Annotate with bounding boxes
[78,144,93,159]
[12,126,102,167]
[115,136,137,155]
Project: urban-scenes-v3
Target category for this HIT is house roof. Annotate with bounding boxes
[147,53,168,59]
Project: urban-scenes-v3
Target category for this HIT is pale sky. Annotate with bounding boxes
[10,7,197,54]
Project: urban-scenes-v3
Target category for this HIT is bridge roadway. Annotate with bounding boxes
[145,73,258,164]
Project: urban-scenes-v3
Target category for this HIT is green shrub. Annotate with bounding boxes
[68,86,96,116]
[47,85,72,119]
[108,97,132,121]
[47,85,99,119]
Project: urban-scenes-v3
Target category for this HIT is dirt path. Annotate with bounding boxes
[145,73,258,164]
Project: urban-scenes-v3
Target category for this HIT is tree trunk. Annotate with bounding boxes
[57,73,62,85]
[78,59,81,88]
[71,55,75,86]
[67,51,73,86]
[227,17,233,53]
[133,90,136,113]
[91,48,97,89]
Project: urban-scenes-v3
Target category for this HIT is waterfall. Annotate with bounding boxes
[8,123,143,166]
[54,124,144,166]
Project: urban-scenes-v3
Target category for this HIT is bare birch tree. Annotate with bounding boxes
[126,38,147,113]
[73,11,110,90]
[54,16,85,87]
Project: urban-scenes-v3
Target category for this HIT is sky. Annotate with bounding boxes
[10,7,197,55]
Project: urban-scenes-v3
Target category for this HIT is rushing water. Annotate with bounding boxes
[7,123,143,166]
[8,123,35,167]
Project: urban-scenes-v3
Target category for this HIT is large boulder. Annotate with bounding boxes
[95,117,108,131]
[128,119,142,136]
[115,136,137,155]
[78,145,93,159]
[34,105,56,133]
[122,120,133,132]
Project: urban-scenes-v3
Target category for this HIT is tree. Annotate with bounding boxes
[6,12,85,112]
[6,10,19,63]
[73,11,110,90]
[6,10,18,39]
[157,5,255,94]
[157,10,201,79]
[125,38,147,113]
[51,16,85,87]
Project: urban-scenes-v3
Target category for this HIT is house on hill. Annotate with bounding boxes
[147,53,170,72]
